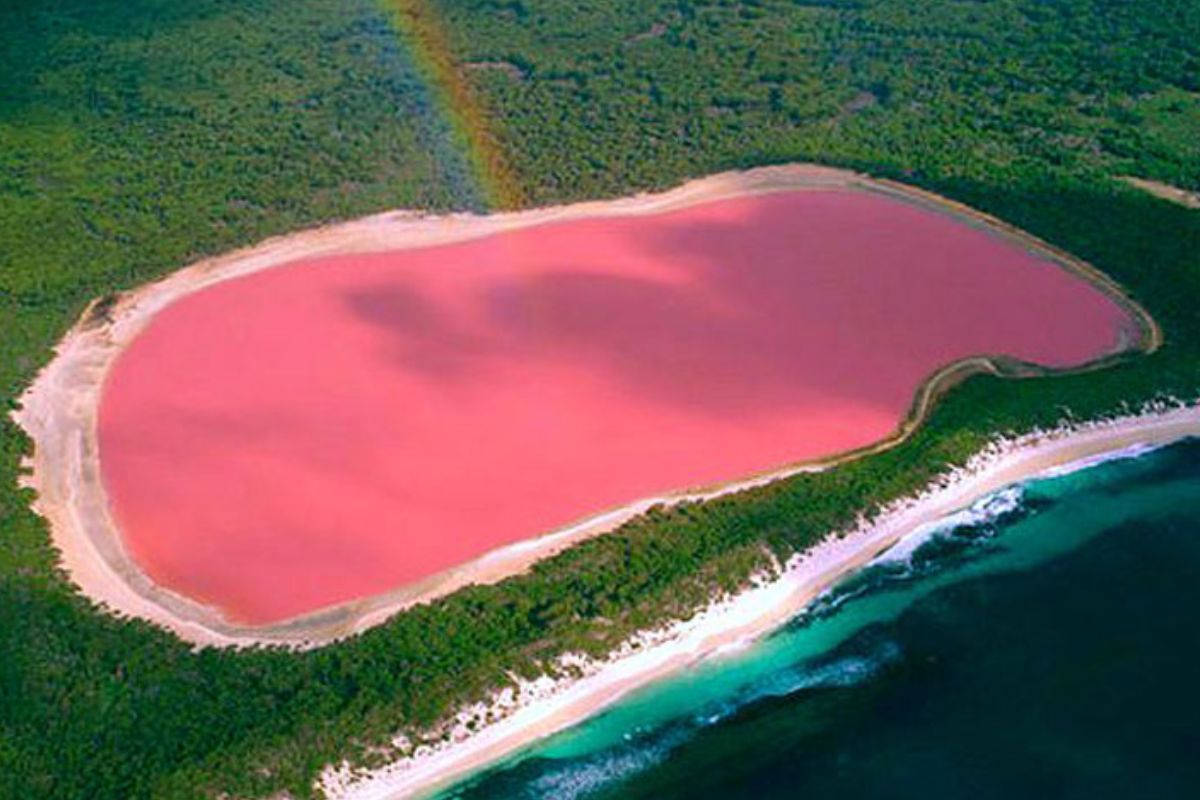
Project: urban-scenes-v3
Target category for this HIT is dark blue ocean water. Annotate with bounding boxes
[442,437,1200,800]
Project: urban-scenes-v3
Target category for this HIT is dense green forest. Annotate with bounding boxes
[1,0,1198,797]
[435,0,1200,201]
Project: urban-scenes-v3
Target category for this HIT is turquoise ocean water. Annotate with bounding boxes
[440,437,1200,799]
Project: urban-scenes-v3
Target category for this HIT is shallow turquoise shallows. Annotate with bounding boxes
[441,437,1200,800]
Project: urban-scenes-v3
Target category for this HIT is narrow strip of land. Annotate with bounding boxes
[321,403,1200,799]
[1120,176,1200,209]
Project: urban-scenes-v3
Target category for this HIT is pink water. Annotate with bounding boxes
[98,190,1135,624]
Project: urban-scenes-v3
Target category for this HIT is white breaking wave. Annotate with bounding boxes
[522,637,905,800]
[697,637,903,729]
[875,485,1025,567]
[1034,441,1161,479]
[524,728,690,800]
[800,486,1028,619]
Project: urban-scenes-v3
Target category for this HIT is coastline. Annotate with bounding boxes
[320,401,1200,800]
[11,163,1158,648]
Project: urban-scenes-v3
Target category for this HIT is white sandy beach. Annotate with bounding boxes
[320,402,1200,800]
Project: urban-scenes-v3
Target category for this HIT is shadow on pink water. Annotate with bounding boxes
[98,190,1135,624]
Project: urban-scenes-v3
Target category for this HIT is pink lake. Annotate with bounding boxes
[98,189,1135,624]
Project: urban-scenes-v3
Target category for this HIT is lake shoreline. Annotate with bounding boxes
[12,163,1155,648]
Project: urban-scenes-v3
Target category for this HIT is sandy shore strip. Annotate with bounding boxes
[13,163,1159,648]
[1119,176,1200,209]
[319,401,1200,800]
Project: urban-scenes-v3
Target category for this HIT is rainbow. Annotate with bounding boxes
[380,0,526,210]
